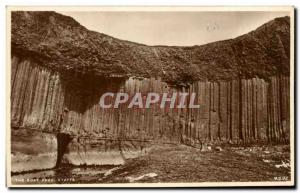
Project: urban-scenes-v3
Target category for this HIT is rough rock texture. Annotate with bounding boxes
[11,56,290,143]
[12,11,290,84]
[10,11,291,171]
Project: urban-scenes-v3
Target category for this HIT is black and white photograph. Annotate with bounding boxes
[6,6,294,187]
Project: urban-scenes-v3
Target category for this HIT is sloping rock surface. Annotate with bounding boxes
[11,11,290,84]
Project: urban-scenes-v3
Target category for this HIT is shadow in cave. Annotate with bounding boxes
[54,72,127,168]
[60,71,126,114]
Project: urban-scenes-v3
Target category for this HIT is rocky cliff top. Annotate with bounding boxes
[11,11,290,84]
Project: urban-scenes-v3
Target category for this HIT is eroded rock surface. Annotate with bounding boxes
[10,11,291,172]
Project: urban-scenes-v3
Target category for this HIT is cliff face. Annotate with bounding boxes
[10,11,291,172]
[12,11,290,83]
[11,56,290,142]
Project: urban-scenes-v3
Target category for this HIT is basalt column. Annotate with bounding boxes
[11,55,290,171]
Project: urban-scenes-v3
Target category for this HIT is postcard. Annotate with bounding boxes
[6,6,295,187]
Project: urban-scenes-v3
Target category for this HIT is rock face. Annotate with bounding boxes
[12,11,290,83]
[10,11,291,171]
